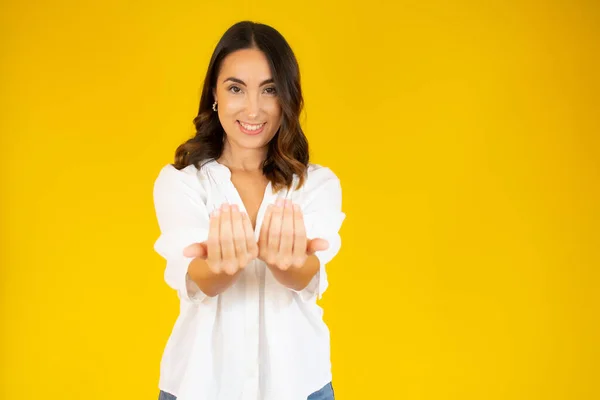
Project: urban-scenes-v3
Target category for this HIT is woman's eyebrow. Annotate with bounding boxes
[223,77,274,86]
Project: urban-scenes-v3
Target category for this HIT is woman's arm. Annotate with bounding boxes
[183,204,259,297]
[267,254,321,291]
[259,167,346,299]
[187,256,242,297]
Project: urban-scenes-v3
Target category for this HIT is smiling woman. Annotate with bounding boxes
[174,21,308,194]
[152,21,345,400]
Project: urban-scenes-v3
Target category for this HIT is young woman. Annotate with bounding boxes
[153,21,345,400]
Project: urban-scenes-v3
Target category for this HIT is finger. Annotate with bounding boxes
[242,212,259,260]
[279,200,294,269]
[231,204,248,267]
[259,204,273,255]
[219,204,236,274]
[307,238,330,256]
[207,209,222,273]
[183,242,208,259]
[291,203,307,267]
[268,198,285,265]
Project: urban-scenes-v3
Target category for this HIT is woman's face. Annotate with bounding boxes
[214,48,282,152]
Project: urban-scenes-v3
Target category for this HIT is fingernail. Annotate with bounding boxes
[276,198,284,207]
[212,210,220,217]
[231,204,239,212]
[285,200,292,208]
[222,203,229,211]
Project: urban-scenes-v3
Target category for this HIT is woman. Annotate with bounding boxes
[153,21,345,400]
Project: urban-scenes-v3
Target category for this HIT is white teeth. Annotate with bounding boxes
[240,122,264,131]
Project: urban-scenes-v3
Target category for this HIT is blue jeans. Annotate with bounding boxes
[158,382,335,399]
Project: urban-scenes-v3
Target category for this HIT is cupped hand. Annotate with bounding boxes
[257,198,329,271]
[183,203,259,275]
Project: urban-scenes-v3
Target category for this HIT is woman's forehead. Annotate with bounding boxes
[218,49,272,84]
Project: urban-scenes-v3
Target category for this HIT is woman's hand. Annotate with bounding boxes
[258,198,329,271]
[183,203,259,275]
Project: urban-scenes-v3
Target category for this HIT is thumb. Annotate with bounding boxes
[183,242,208,259]
[306,238,329,256]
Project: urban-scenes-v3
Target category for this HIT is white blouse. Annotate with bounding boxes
[152,159,346,400]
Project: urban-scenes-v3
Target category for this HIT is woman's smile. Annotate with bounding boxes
[237,120,266,135]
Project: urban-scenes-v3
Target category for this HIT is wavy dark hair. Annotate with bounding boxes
[173,21,309,192]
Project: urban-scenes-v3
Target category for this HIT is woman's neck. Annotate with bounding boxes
[218,143,266,172]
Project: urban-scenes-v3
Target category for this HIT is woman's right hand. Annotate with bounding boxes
[183,203,259,275]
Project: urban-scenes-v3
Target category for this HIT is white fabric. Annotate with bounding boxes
[152,159,346,400]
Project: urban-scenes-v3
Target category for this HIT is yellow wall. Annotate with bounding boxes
[1,1,598,399]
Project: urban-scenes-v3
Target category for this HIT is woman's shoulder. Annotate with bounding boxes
[300,163,341,193]
[153,163,205,195]
[306,163,340,181]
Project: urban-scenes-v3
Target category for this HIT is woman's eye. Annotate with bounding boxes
[264,87,277,95]
[228,86,242,94]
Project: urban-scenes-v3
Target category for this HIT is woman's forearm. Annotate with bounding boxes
[188,257,242,297]
[267,254,320,292]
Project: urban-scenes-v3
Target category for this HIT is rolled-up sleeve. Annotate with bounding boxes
[294,168,346,302]
[153,165,210,304]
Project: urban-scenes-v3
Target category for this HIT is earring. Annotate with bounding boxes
[212,101,218,112]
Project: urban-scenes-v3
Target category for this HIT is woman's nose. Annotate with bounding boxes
[245,96,260,119]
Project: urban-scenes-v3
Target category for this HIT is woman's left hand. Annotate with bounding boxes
[258,198,329,271]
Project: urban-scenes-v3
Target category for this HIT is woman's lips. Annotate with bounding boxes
[237,121,266,135]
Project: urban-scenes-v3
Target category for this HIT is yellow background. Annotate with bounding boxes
[1,0,598,399]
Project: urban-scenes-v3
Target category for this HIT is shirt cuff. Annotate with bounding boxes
[289,254,329,303]
[154,228,210,304]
